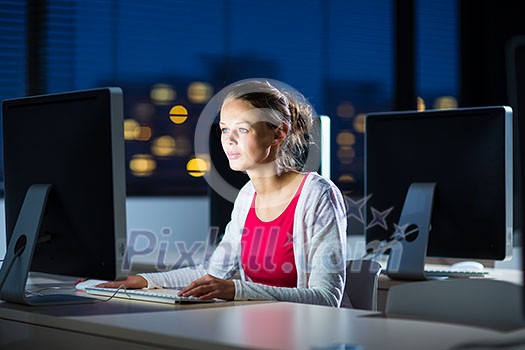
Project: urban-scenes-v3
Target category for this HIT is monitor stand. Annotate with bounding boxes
[0,184,95,305]
[385,182,436,281]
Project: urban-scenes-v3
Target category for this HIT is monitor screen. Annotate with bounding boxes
[365,106,513,261]
[0,87,127,302]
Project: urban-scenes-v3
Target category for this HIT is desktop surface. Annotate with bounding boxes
[2,297,523,350]
[376,264,523,314]
[2,272,525,349]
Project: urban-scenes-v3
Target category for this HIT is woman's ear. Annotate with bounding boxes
[272,124,289,145]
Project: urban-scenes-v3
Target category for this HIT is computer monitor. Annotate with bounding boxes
[365,106,513,279]
[0,87,127,305]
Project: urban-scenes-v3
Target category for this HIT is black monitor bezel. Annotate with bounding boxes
[364,106,512,261]
[1,87,127,281]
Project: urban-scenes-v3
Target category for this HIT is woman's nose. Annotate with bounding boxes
[223,133,237,145]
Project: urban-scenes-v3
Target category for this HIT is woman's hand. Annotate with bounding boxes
[179,274,235,300]
[95,275,148,289]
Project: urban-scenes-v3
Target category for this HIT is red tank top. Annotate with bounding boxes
[241,174,308,287]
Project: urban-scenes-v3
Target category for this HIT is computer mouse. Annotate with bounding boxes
[75,279,108,290]
[450,261,485,271]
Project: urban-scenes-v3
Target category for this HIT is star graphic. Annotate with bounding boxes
[366,206,394,230]
[391,223,409,241]
[345,194,371,223]
[284,232,294,246]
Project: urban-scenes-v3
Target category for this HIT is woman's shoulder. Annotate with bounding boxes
[304,172,341,193]
[302,172,346,207]
[299,172,348,224]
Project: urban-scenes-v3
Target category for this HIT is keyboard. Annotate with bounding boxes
[85,286,221,304]
[424,269,488,278]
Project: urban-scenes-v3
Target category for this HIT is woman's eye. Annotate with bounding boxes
[221,128,229,134]
[239,128,249,133]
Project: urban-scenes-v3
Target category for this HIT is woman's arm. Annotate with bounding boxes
[137,219,242,289]
[136,183,254,289]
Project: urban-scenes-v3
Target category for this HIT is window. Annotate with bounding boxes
[0,1,458,198]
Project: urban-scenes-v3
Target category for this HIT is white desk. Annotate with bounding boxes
[3,300,525,350]
[1,274,525,350]
[377,265,523,312]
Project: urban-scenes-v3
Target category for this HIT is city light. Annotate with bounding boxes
[186,157,209,177]
[150,84,176,105]
[169,105,188,125]
[151,135,176,157]
[130,154,156,177]
[188,82,213,104]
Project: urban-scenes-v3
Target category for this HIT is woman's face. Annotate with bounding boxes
[219,98,276,174]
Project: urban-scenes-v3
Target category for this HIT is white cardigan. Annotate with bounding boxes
[139,172,347,307]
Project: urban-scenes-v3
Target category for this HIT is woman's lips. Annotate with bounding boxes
[227,152,240,160]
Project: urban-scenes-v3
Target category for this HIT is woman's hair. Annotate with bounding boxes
[223,80,315,174]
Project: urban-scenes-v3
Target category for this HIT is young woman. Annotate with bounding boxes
[97,80,347,307]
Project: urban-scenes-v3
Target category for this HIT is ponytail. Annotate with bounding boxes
[281,91,313,172]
